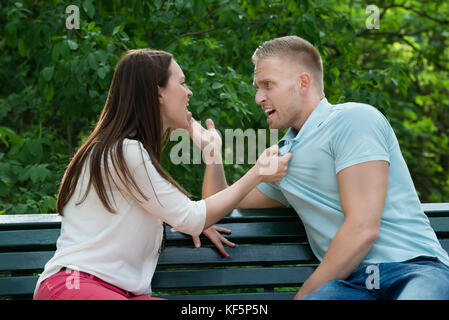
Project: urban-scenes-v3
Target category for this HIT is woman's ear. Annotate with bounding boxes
[157,85,165,106]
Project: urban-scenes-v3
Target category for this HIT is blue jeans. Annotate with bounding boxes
[302,256,449,300]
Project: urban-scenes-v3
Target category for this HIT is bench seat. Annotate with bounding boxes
[1,203,448,300]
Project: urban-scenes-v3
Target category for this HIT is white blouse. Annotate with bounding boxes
[34,139,206,296]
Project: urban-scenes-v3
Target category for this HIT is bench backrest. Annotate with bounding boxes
[1,203,448,299]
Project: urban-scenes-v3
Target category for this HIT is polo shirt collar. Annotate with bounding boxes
[278,97,331,154]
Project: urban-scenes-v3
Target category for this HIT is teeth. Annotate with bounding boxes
[264,108,273,115]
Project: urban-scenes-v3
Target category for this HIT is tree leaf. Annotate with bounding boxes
[41,66,54,82]
[67,40,78,50]
[83,0,96,19]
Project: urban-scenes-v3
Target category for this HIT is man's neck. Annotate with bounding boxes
[292,93,325,132]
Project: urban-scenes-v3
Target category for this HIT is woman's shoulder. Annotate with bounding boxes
[121,138,152,167]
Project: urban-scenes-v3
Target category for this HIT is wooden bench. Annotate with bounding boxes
[1,203,448,300]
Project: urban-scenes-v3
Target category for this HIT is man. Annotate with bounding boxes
[197,35,449,299]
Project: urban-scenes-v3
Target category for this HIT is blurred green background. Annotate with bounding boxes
[0,0,448,214]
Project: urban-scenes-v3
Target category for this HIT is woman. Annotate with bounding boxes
[33,49,291,300]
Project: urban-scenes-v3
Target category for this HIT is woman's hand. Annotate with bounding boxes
[192,225,235,258]
[188,118,222,164]
[255,144,292,183]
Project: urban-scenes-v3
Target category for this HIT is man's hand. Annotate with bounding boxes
[192,225,235,258]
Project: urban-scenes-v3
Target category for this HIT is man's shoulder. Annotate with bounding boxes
[330,101,387,126]
[332,101,380,115]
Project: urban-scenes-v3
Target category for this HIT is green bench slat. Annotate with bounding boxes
[152,266,315,290]
[0,251,54,272]
[3,240,449,273]
[223,208,297,222]
[158,244,317,267]
[167,221,307,243]
[0,221,308,251]
[3,217,449,251]
[1,203,447,230]
[430,217,449,236]
[0,276,38,296]
[0,229,59,251]
[0,267,314,297]
[421,203,449,216]
[0,244,317,272]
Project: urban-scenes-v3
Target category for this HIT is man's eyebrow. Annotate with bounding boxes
[253,78,271,86]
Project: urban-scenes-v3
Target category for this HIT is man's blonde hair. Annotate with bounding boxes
[252,36,324,94]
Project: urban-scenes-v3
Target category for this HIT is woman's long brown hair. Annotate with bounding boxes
[56,49,190,216]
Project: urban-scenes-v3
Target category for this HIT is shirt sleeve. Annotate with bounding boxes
[256,182,290,207]
[122,140,206,236]
[331,104,392,174]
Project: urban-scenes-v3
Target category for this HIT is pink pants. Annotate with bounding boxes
[34,268,164,300]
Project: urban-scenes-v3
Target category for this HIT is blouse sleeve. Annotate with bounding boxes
[122,139,206,236]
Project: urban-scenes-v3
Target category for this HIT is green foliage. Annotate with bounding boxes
[0,0,448,214]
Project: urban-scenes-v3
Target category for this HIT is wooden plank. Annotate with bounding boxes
[158,244,317,266]
[0,276,299,299]
[0,221,308,251]
[2,217,449,251]
[151,266,315,289]
[0,229,59,251]
[0,276,38,296]
[429,217,449,236]
[1,203,447,228]
[0,244,317,272]
[222,208,297,222]
[421,203,449,216]
[2,240,448,273]
[0,251,54,272]
[0,267,313,297]
[0,214,61,231]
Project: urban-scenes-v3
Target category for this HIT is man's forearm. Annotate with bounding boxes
[295,220,379,299]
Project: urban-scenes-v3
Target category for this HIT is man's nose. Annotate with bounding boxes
[255,89,265,105]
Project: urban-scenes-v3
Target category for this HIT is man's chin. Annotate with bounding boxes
[267,122,285,131]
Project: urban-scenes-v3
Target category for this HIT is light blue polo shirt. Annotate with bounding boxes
[257,98,449,267]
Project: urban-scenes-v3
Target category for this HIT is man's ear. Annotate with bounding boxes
[297,72,311,95]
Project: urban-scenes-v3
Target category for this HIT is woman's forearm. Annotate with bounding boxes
[203,166,260,228]
[202,160,228,199]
